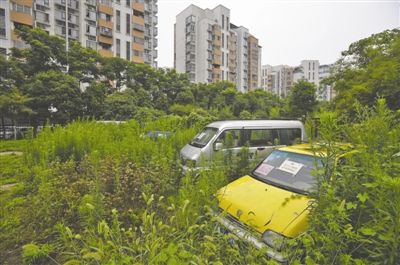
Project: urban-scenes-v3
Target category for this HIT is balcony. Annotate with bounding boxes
[212,56,221,66]
[133,56,144,64]
[133,2,145,13]
[10,11,33,26]
[98,49,113,58]
[99,26,112,37]
[153,39,158,47]
[98,3,113,15]
[86,0,97,6]
[98,18,113,29]
[55,0,79,10]
[98,35,112,45]
[133,42,144,52]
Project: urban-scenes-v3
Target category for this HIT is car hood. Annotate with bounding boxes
[180,143,202,160]
[217,175,312,237]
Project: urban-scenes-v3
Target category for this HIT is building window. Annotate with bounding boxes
[222,52,224,66]
[0,8,5,37]
[126,41,130,60]
[222,14,224,29]
[116,39,121,57]
[116,10,121,32]
[226,16,229,31]
[12,3,31,14]
[312,72,315,80]
[126,14,130,34]
[222,33,224,48]
[126,0,130,6]
[222,71,224,80]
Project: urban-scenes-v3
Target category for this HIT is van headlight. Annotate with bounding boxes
[262,230,286,250]
[186,159,197,168]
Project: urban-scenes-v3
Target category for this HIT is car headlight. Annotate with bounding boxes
[262,230,286,250]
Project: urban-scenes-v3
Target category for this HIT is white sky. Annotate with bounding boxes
[157,0,400,67]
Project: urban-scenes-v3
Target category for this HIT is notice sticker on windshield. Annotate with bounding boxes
[254,164,274,176]
[278,159,303,176]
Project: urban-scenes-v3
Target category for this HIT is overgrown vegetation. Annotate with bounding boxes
[1,27,399,264]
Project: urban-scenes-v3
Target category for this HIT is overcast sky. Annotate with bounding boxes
[157,0,399,67]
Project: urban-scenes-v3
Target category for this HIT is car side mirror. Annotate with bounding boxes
[214,142,223,151]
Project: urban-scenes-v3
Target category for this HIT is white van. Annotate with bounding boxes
[180,120,306,171]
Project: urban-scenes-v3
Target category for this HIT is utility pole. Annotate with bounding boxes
[65,0,69,73]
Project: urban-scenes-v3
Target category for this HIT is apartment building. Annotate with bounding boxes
[318,64,335,101]
[174,4,262,93]
[293,60,320,86]
[261,64,294,97]
[0,0,158,67]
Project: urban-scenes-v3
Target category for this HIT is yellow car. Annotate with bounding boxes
[216,144,331,262]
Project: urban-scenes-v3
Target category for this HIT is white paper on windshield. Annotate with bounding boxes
[278,159,303,176]
[254,164,274,176]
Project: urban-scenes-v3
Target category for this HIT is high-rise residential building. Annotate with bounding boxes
[0,0,158,67]
[318,64,335,101]
[261,64,294,97]
[293,60,335,101]
[174,4,262,93]
[293,60,320,86]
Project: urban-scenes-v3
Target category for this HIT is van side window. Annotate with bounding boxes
[248,129,274,147]
[216,129,243,148]
[277,128,302,145]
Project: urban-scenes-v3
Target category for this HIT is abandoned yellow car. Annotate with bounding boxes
[216,143,339,262]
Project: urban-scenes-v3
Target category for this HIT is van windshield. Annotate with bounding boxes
[190,127,218,148]
[252,150,322,194]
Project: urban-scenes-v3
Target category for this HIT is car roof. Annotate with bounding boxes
[206,120,304,130]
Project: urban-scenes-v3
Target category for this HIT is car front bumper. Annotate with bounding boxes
[215,214,287,263]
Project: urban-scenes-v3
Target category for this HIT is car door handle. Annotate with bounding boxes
[257,147,265,151]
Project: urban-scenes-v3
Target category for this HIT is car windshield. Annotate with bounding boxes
[190,127,218,148]
[252,150,323,194]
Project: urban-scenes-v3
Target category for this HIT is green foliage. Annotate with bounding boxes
[287,99,400,264]
[22,243,53,265]
[288,80,317,118]
[329,29,400,115]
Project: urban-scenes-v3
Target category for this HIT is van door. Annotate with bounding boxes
[246,128,277,163]
[276,128,302,145]
[212,129,245,165]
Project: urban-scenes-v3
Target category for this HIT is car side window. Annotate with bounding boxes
[216,129,243,148]
[248,129,274,147]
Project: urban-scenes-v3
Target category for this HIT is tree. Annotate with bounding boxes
[25,71,83,126]
[82,82,108,119]
[288,80,317,118]
[103,91,137,120]
[327,29,400,115]
[0,88,33,139]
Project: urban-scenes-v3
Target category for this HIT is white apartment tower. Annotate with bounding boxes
[293,60,320,86]
[0,0,158,67]
[174,4,262,93]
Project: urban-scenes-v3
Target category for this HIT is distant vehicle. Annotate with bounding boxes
[144,131,172,140]
[180,120,306,172]
[215,143,354,262]
[96,121,126,124]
